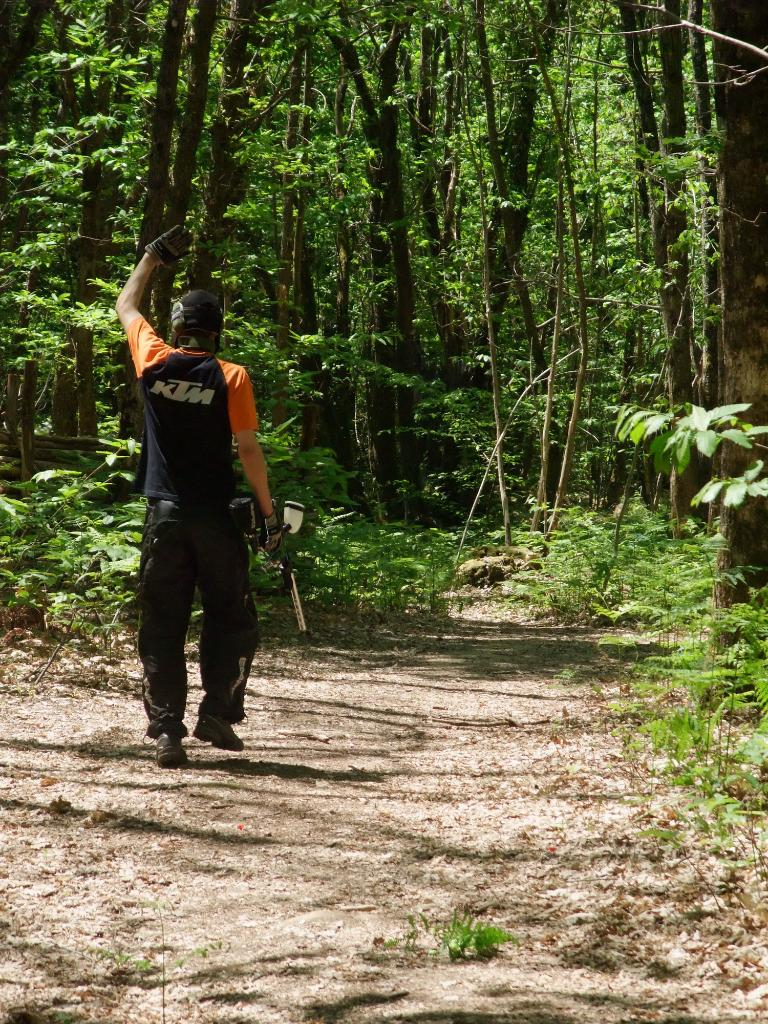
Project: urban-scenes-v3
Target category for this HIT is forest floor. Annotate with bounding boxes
[0,597,766,1024]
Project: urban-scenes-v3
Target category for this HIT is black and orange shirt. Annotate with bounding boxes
[126,316,259,506]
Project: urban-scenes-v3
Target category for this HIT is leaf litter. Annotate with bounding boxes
[0,601,764,1022]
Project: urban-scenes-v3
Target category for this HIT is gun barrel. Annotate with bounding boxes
[289,572,307,633]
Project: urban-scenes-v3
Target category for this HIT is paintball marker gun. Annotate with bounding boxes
[230,497,308,634]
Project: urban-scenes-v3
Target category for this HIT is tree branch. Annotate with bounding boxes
[610,1,768,67]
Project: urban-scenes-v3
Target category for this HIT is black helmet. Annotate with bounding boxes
[171,290,223,347]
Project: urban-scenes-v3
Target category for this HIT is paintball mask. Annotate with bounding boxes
[171,290,224,350]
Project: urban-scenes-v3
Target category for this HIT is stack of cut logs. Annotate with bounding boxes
[1,361,108,487]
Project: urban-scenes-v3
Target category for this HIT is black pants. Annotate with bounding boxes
[138,500,259,739]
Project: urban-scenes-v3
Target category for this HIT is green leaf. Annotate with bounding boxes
[694,430,719,457]
[0,496,25,518]
[692,479,724,506]
[673,432,692,473]
[650,434,672,473]
[710,403,751,421]
[689,405,710,431]
[744,460,765,483]
[723,481,748,507]
[32,469,67,483]
[643,413,674,437]
[720,429,753,449]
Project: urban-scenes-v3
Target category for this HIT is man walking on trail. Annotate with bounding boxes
[116,225,282,769]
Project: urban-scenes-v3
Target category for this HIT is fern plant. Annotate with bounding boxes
[434,911,518,960]
[384,910,517,961]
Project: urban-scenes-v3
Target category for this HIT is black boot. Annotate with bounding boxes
[192,714,244,752]
[156,733,188,768]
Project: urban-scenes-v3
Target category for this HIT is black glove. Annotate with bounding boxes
[145,224,192,265]
[261,505,283,554]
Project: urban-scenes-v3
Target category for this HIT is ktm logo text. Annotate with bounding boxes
[149,378,215,406]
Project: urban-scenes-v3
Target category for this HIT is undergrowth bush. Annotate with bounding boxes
[297,512,458,612]
[505,504,714,631]
[0,455,462,631]
[0,453,144,635]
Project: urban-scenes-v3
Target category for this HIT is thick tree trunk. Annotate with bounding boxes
[117,0,188,440]
[711,1,768,605]
[112,0,154,439]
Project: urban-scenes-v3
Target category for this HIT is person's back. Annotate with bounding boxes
[127,308,256,507]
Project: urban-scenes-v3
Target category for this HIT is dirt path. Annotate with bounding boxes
[0,603,764,1024]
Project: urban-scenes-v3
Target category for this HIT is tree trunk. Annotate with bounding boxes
[113,0,154,439]
[72,0,125,436]
[538,52,589,537]
[483,228,512,542]
[621,3,699,529]
[50,3,122,435]
[20,359,37,481]
[0,0,52,101]
[316,63,357,474]
[118,0,188,441]
[291,53,324,452]
[532,172,565,533]
[153,0,219,337]
[474,0,537,372]
[135,0,189,273]
[0,3,49,223]
[331,19,422,512]
[272,35,307,428]
[711,1,768,605]
[474,0,563,382]
[688,0,721,412]
[658,0,699,527]
[411,29,466,393]
[192,0,258,290]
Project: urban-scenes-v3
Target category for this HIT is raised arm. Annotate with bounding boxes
[116,225,192,331]
[115,252,160,331]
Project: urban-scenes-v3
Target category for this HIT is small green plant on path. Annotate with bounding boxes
[383,910,518,960]
[89,945,156,975]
